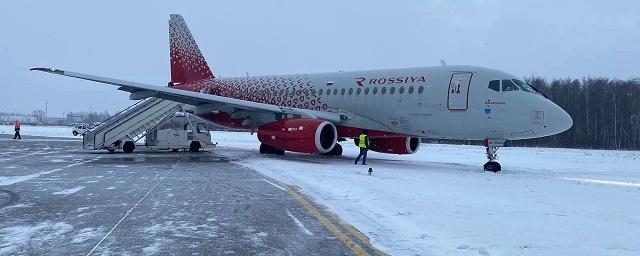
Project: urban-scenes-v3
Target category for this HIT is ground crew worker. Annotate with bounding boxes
[355,129,369,165]
[13,119,21,139]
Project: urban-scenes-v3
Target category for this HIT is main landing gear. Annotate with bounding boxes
[483,138,505,172]
[260,143,285,155]
[321,143,343,156]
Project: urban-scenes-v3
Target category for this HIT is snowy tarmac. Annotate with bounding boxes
[2,128,640,255]
[0,135,379,255]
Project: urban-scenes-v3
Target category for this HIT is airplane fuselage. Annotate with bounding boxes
[175,65,572,141]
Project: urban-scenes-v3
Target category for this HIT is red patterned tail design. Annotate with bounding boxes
[169,14,215,84]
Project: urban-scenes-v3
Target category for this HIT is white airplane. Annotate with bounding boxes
[32,14,572,172]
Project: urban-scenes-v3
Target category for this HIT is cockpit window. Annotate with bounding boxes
[512,79,533,92]
[488,80,500,91]
[501,79,519,91]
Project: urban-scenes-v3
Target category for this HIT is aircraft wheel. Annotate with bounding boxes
[321,143,342,156]
[334,144,343,156]
[123,141,135,153]
[189,141,201,152]
[483,161,501,172]
[259,143,269,154]
[260,143,284,155]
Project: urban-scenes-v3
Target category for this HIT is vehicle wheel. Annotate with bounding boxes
[123,141,135,153]
[483,161,501,172]
[73,131,78,136]
[189,141,201,152]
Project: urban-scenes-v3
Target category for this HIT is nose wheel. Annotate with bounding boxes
[483,138,505,172]
[483,161,501,172]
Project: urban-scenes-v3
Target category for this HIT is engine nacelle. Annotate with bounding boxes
[257,119,337,154]
[366,137,421,154]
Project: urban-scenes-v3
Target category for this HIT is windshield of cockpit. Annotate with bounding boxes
[487,79,542,96]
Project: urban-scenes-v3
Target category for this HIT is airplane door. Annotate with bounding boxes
[447,72,473,111]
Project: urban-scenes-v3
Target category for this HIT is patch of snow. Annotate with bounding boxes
[71,227,103,244]
[143,220,218,240]
[53,186,85,195]
[0,221,73,254]
[286,209,313,236]
[76,207,91,212]
[143,240,164,255]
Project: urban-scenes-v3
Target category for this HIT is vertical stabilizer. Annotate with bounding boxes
[169,14,214,84]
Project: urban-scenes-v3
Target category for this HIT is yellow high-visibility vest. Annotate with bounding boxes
[358,134,367,148]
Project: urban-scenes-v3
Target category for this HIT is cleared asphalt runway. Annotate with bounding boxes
[0,135,381,255]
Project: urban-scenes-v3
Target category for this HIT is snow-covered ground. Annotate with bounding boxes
[0,125,77,139]
[212,131,640,256]
[4,126,638,255]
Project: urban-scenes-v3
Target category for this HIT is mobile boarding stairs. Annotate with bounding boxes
[82,98,210,153]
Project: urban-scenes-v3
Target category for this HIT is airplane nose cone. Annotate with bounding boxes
[547,102,573,135]
[558,107,573,133]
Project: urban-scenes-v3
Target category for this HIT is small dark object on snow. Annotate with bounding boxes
[368,168,373,176]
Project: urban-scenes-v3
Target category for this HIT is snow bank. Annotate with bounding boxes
[212,131,640,256]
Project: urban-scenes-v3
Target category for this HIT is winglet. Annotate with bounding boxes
[30,67,65,75]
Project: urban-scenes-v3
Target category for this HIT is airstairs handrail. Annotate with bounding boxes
[100,101,180,147]
[88,99,154,148]
[92,99,146,131]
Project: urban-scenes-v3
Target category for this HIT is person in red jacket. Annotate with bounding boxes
[13,120,21,139]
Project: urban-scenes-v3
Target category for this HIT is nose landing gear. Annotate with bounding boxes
[483,138,505,172]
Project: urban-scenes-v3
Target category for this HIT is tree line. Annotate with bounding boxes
[508,77,640,150]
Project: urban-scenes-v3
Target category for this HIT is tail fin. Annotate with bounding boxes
[169,14,215,84]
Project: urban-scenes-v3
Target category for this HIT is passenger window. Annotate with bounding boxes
[408,86,414,94]
[349,88,353,95]
[357,88,362,95]
[381,87,387,94]
[501,80,519,91]
[333,88,338,95]
[341,88,345,95]
[373,87,378,94]
[399,86,405,94]
[319,89,323,95]
[488,80,500,92]
[365,87,370,95]
[390,87,396,94]
[418,86,424,93]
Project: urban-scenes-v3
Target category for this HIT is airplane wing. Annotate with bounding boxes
[30,68,344,123]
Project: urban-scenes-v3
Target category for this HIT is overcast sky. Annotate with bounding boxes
[1,0,638,117]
